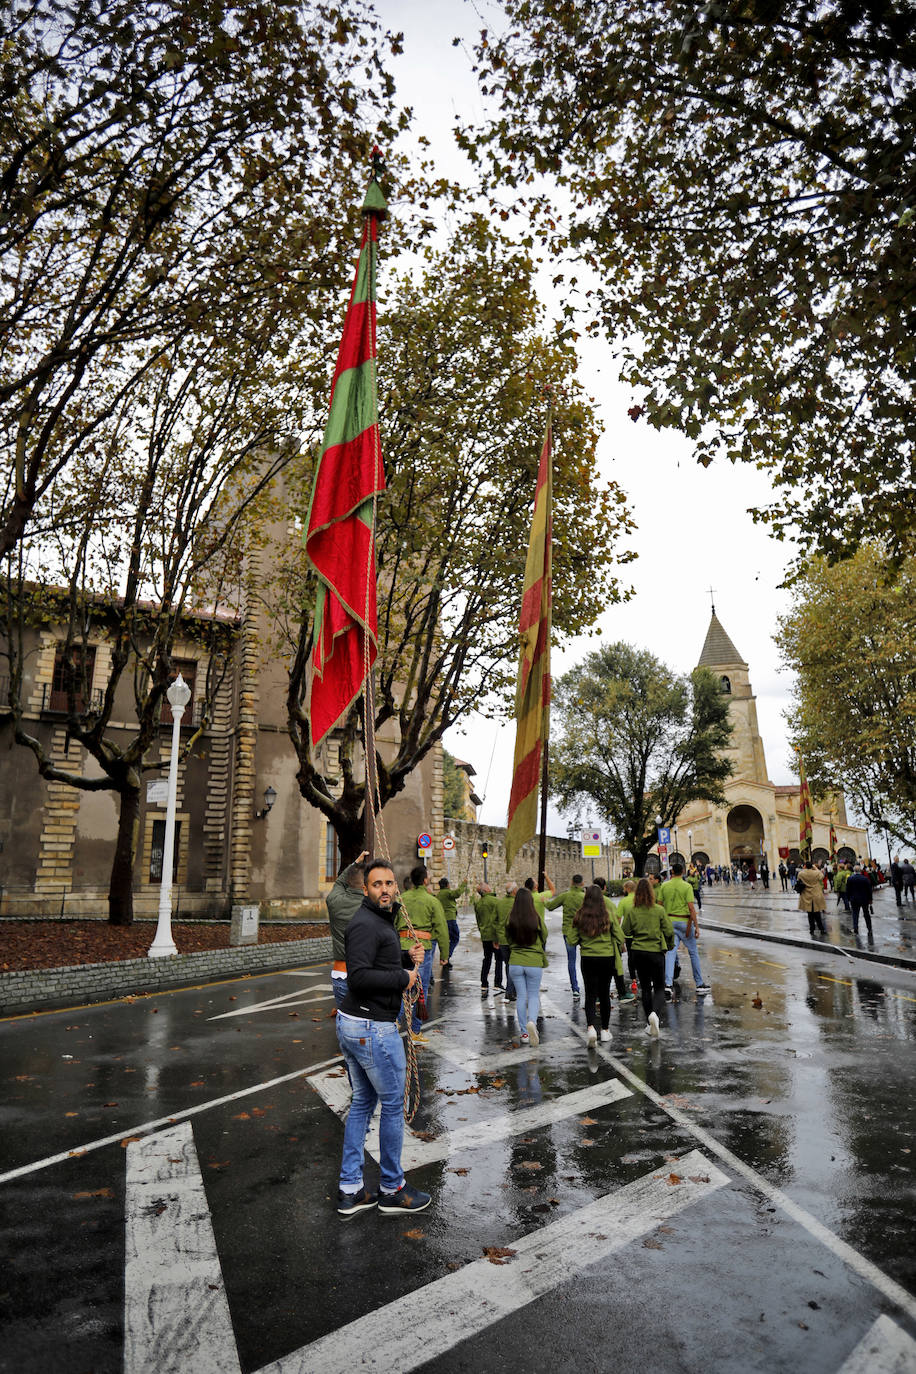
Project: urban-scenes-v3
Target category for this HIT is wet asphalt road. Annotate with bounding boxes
[3,898,916,1374]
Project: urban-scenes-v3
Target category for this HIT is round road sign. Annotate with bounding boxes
[417,832,432,849]
[443,836,456,851]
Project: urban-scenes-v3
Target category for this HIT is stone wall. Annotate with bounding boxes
[0,935,332,1016]
[444,818,622,899]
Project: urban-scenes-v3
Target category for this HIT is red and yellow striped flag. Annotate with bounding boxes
[304,174,387,746]
[797,750,814,859]
[505,417,552,869]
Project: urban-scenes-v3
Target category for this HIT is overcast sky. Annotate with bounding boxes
[376,0,806,837]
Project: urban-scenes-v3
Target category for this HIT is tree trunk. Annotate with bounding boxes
[108,785,140,925]
[336,813,366,869]
[630,837,654,877]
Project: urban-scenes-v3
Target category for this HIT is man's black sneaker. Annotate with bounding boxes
[337,1186,378,1219]
[377,1183,432,1214]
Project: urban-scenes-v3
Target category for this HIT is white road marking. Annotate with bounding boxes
[542,993,916,1324]
[255,1149,728,1374]
[422,1031,577,1073]
[836,1314,916,1373]
[308,1067,630,1170]
[124,1123,241,1374]
[208,990,333,1020]
[0,1055,343,1185]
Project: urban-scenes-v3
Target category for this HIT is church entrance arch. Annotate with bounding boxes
[838,846,856,863]
[727,804,765,863]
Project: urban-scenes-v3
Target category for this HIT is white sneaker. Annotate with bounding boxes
[647,1012,660,1038]
[586,1025,598,1046]
[526,1020,539,1046]
[599,1028,611,1043]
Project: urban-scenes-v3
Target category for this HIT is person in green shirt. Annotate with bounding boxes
[594,876,636,1004]
[616,878,638,987]
[570,884,626,1045]
[493,883,519,1001]
[621,877,675,1037]
[397,865,450,1036]
[505,887,549,1046]
[658,862,710,997]
[834,863,851,913]
[436,877,467,967]
[545,874,585,1000]
[473,882,503,994]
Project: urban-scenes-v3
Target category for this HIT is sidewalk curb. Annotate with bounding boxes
[702,919,916,974]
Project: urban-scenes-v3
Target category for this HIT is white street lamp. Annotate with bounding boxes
[149,673,192,959]
[687,829,693,865]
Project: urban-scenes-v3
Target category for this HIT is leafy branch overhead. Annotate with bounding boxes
[779,544,916,851]
[460,1,916,562]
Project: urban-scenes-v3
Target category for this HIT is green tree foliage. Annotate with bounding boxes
[550,643,733,874]
[461,1,916,562]
[281,216,636,862]
[0,0,405,558]
[442,749,468,820]
[778,545,916,850]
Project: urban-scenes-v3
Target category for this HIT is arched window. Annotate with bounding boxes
[720,675,731,693]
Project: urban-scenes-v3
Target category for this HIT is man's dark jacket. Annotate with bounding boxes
[340,896,413,1021]
[846,873,873,908]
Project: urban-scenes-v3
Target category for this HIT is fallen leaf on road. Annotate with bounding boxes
[65,1111,78,1118]
[688,1174,710,1183]
[518,1161,542,1170]
[403,1229,425,1240]
[667,1173,683,1185]
[412,1130,438,1142]
[190,1080,205,1087]
[579,1116,598,1126]
[487,1078,506,1088]
[643,1238,663,1250]
[581,1138,595,1146]
[483,1246,517,1264]
[233,1112,251,1120]
[102,1102,119,1108]
[449,1167,470,1176]
[119,1136,141,1147]
[72,1188,114,1199]
[207,1161,230,1170]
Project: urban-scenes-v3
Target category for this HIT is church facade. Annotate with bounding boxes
[661,614,869,872]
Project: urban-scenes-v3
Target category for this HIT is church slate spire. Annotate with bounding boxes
[698,613,748,669]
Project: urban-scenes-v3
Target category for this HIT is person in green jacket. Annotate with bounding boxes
[616,878,638,986]
[835,863,851,913]
[545,874,585,1000]
[436,877,467,967]
[505,886,549,1046]
[493,883,519,1001]
[659,862,710,997]
[473,882,503,994]
[397,866,449,1036]
[570,884,626,1046]
[594,876,636,1004]
[325,849,369,1007]
[621,878,675,1038]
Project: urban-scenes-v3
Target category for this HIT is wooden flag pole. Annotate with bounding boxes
[364,672,377,857]
[538,738,549,890]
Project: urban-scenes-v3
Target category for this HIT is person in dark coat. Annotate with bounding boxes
[901,859,916,904]
[846,864,874,939]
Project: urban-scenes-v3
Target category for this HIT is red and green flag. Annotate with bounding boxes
[797,749,814,859]
[304,173,387,746]
[505,416,553,869]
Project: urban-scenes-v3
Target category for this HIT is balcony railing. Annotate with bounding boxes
[41,683,105,715]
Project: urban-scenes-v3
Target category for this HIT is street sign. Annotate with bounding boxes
[658,843,668,861]
[581,827,602,858]
[443,836,456,852]
[418,846,432,859]
[417,832,432,849]
[657,826,671,846]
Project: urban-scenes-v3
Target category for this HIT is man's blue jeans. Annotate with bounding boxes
[336,1013,406,1195]
[563,935,580,993]
[331,977,348,1008]
[665,920,704,986]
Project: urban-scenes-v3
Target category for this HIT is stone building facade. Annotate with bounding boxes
[665,612,869,872]
[0,508,443,918]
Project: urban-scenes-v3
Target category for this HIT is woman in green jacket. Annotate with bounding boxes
[506,887,549,1047]
[571,884,625,1046]
[621,878,675,1039]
